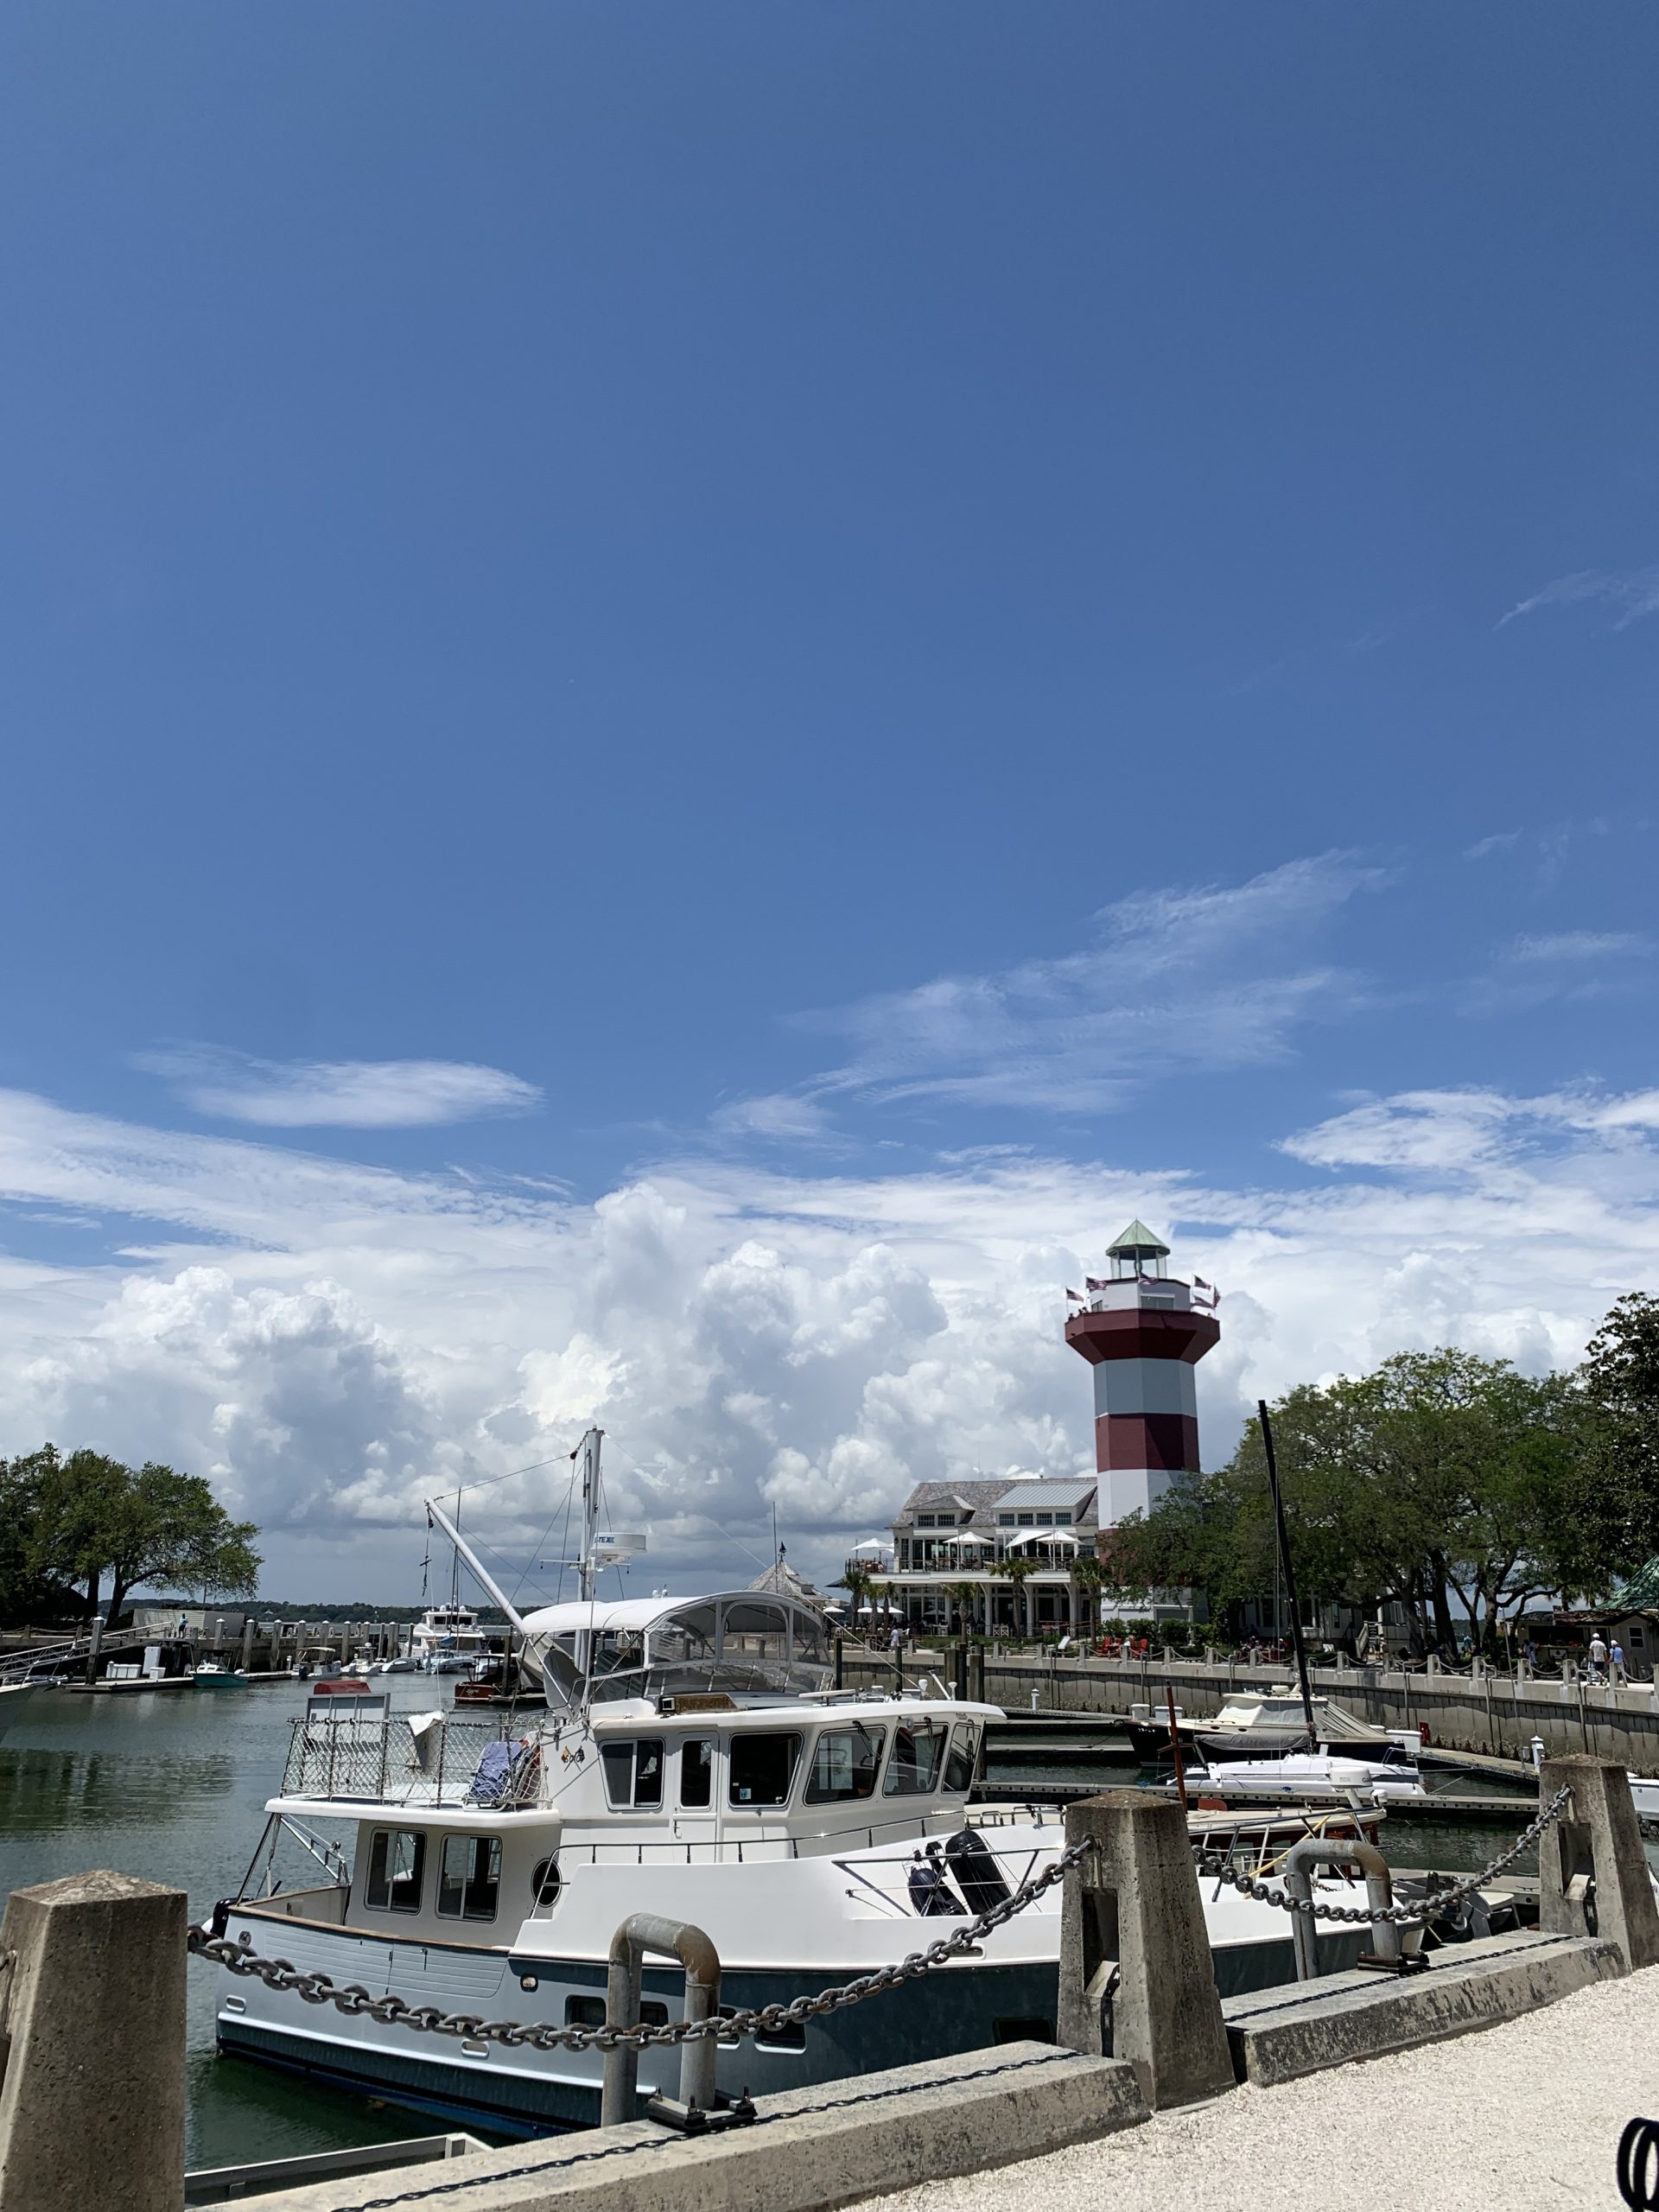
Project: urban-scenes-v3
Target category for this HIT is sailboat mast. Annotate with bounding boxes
[1258,1399,1316,1739]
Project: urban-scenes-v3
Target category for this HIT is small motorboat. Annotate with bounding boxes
[193,1661,249,1690]
[1176,1750,1427,1803]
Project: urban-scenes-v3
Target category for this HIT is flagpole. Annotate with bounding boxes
[1258,1399,1316,1741]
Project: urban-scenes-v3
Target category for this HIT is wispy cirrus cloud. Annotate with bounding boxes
[138,1046,543,1128]
[791,854,1388,1116]
[1459,929,1653,1018]
[1497,565,1659,630]
[1510,931,1649,963]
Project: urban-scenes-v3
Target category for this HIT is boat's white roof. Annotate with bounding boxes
[520,1590,772,1637]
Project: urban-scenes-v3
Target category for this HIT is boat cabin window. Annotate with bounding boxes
[728,1731,801,1808]
[601,1737,664,1810]
[436,1834,502,1922]
[567,1994,668,2030]
[804,1722,885,1803]
[530,1855,563,1910]
[365,1828,426,1913]
[679,1738,715,1808]
[883,1722,947,1797]
[944,1723,978,1794]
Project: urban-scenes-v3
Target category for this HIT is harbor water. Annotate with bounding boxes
[0,1675,467,2169]
[0,1677,1638,2168]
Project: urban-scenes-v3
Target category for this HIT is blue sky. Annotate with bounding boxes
[3,4,1657,1601]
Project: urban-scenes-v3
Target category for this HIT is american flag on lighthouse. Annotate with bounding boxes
[1192,1275,1221,1309]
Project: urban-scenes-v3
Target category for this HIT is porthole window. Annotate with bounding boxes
[531,1855,563,1910]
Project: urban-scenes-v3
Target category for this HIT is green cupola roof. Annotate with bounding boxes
[1108,1218,1170,1257]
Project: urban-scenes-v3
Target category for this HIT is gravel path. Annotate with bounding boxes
[855,1967,1659,2212]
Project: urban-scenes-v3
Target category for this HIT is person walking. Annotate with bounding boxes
[1588,1630,1609,1684]
[1611,1638,1627,1687]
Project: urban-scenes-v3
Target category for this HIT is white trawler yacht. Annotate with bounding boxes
[211,1433,1376,2138]
[410,1601,491,1671]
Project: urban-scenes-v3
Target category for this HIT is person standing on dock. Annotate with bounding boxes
[1588,1631,1609,1684]
[1611,1638,1626,1686]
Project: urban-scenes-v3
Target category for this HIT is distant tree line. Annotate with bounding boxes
[0,1446,261,1628]
[1106,1293,1659,1655]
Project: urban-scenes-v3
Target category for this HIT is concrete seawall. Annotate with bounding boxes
[842,1649,1659,1772]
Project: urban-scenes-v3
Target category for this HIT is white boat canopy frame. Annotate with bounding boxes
[519,1590,833,1711]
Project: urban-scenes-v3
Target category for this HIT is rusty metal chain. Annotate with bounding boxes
[187,1837,1096,2051]
[1210,1784,1572,1924]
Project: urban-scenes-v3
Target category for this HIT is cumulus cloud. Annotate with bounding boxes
[1,1077,1656,1600]
[790,854,1387,1116]
[138,1046,542,1128]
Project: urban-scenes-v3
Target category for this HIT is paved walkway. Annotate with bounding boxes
[856,1965,1659,2212]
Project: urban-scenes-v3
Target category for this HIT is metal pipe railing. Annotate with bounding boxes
[1281,1836,1401,1980]
[600,1914,722,2126]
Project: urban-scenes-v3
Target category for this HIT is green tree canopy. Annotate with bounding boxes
[1108,1347,1591,1653]
[13,1444,261,1626]
[1574,1292,1659,1578]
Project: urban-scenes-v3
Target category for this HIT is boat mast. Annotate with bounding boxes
[1257,1398,1316,1740]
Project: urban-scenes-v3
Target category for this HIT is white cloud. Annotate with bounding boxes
[2,1077,1657,1601]
[138,1047,542,1128]
[791,855,1385,1116]
[1510,931,1649,963]
[709,1093,841,1145]
[1459,930,1653,1018]
[1497,566,1659,631]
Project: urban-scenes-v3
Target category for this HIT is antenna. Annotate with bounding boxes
[577,1427,602,1603]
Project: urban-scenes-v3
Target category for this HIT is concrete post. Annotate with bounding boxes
[239,1617,256,1673]
[1057,1791,1234,2110]
[0,1871,185,2212]
[1539,1754,1659,1971]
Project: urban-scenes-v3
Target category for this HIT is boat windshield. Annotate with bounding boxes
[530,1597,831,1708]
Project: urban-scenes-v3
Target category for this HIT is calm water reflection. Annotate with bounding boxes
[0,1676,457,2169]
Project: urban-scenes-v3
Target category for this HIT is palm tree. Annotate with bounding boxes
[837,1560,871,1613]
[1072,1552,1103,1638]
[944,1580,981,1637]
[999,1552,1037,1641]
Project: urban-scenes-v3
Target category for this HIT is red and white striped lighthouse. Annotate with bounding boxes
[1064,1220,1218,1527]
